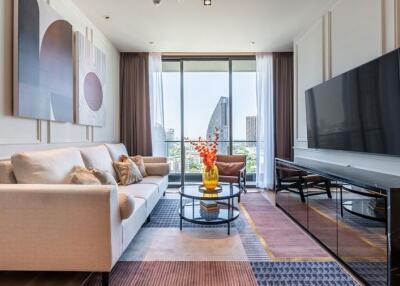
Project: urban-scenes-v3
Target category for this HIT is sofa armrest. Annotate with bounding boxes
[0,184,122,272]
[142,156,167,164]
[145,163,170,176]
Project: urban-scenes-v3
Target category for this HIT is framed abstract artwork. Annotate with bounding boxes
[14,0,74,122]
[75,31,107,127]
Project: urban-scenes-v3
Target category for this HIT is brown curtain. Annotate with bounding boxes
[120,53,153,156]
[273,52,294,161]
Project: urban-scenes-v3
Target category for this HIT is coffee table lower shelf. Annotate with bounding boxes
[179,202,240,235]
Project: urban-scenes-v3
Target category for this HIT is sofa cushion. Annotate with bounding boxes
[80,145,117,179]
[118,192,135,220]
[0,160,16,184]
[130,155,147,177]
[139,176,168,194]
[11,148,85,184]
[119,184,159,216]
[105,143,129,161]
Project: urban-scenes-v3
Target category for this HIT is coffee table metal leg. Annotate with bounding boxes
[228,197,231,235]
[180,195,182,231]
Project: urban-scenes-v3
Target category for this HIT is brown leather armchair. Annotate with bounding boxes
[215,155,247,193]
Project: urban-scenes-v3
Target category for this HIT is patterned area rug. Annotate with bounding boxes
[87,193,358,286]
[87,261,258,286]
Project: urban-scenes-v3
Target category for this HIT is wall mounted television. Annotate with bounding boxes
[305,48,400,156]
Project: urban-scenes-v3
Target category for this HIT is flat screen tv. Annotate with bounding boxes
[305,48,400,156]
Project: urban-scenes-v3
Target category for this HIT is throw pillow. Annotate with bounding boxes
[66,166,102,185]
[113,156,143,185]
[92,169,118,186]
[0,160,17,184]
[67,167,118,186]
[130,155,147,177]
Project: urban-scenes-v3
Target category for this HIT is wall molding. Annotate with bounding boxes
[293,43,299,142]
[293,17,324,145]
[0,119,42,145]
[48,122,91,144]
[329,0,383,77]
[323,12,332,81]
[380,0,385,55]
[396,0,400,48]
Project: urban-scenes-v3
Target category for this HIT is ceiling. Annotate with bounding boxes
[72,0,335,53]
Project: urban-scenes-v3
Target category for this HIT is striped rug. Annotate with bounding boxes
[86,261,258,286]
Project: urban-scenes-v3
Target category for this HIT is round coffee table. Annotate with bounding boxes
[179,184,240,235]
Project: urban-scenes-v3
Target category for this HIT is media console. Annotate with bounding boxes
[275,158,400,286]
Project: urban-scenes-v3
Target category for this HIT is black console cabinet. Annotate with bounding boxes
[275,158,400,286]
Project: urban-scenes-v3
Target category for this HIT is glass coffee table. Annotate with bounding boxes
[179,184,240,235]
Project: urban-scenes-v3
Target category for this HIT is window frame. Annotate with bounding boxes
[162,55,257,187]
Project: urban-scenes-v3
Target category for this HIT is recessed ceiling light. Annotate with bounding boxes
[104,16,110,20]
[149,41,155,45]
[204,0,212,6]
[250,41,255,45]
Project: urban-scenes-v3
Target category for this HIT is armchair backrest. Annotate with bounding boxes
[216,155,246,165]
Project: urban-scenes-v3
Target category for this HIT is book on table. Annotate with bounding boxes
[200,200,219,212]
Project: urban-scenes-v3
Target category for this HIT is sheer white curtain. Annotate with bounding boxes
[149,53,166,156]
[256,53,275,189]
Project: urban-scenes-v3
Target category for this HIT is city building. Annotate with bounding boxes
[206,96,229,154]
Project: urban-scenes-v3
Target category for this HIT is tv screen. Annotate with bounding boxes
[305,49,400,156]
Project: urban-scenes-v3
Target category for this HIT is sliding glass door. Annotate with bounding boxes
[162,57,256,186]
[184,60,230,183]
[232,60,257,182]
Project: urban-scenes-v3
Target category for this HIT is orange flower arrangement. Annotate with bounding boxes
[189,128,220,171]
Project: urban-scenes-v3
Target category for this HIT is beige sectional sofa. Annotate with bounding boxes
[0,143,169,285]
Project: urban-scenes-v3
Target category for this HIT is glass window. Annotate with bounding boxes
[162,58,257,186]
[162,61,181,183]
[183,60,230,183]
[232,60,257,182]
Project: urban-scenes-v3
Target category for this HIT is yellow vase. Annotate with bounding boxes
[202,164,219,191]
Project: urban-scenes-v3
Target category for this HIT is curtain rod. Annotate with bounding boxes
[162,52,257,57]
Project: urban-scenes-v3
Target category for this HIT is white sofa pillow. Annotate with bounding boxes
[105,143,129,161]
[80,145,117,179]
[11,148,85,184]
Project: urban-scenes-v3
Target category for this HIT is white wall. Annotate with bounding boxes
[0,0,120,159]
[293,0,400,175]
